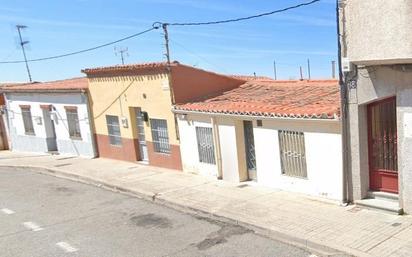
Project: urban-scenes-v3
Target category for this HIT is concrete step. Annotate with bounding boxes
[367,191,399,202]
[355,198,403,215]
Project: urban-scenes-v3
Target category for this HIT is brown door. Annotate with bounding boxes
[367,97,398,193]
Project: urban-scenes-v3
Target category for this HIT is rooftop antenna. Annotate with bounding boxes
[114,46,129,65]
[307,59,311,80]
[299,66,304,80]
[273,60,277,80]
[16,25,32,82]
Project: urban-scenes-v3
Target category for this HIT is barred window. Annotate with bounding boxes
[196,127,215,164]
[150,119,170,154]
[278,130,307,178]
[66,107,82,139]
[21,106,35,135]
[106,115,122,146]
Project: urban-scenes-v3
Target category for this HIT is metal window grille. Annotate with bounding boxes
[243,121,256,170]
[150,119,170,154]
[278,130,307,178]
[106,115,122,146]
[195,127,215,164]
[66,109,82,139]
[21,107,35,135]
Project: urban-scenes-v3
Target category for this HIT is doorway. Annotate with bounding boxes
[43,108,58,152]
[367,97,398,193]
[134,107,149,162]
[243,121,257,181]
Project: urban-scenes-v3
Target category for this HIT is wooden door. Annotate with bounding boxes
[367,97,398,193]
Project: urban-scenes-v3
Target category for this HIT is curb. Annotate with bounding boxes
[2,164,353,257]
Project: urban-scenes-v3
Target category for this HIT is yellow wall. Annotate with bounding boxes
[87,72,179,145]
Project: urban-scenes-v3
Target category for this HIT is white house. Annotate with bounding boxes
[2,77,96,158]
[174,79,343,201]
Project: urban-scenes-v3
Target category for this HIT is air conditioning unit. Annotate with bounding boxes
[121,117,128,128]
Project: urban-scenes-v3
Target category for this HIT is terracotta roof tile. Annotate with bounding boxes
[1,77,88,92]
[229,75,274,81]
[82,61,178,74]
[175,79,340,120]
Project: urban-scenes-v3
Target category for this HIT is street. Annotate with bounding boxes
[0,167,311,257]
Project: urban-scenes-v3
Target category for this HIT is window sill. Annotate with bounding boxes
[70,136,83,141]
[25,132,35,136]
[281,174,308,180]
[153,151,171,156]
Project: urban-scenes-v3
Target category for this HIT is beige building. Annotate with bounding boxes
[339,0,412,214]
[82,61,244,170]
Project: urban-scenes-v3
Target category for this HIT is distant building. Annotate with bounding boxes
[174,79,343,200]
[82,61,244,170]
[339,0,412,213]
[2,78,97,158]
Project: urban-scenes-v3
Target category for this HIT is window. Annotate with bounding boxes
[278,130,307,178]
[21,106,34,135]
[106,115,122,146]
[66,107,82,139]
[196,127,215,164]
[150,119,170,154]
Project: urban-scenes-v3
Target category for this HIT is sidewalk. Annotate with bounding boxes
[1,151,412,257]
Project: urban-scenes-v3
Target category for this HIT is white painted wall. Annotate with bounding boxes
[178,113,343,201]
[6,92,96,158]
[177,115,218,178]
[254,119,343,201]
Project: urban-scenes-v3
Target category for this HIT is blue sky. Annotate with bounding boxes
[0,0,337,82]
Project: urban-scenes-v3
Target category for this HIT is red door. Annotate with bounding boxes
[367,97,398,193]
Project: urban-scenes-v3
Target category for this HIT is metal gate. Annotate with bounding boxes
[243,121,257,180]
[195,127,215,164]
[368,97,398,193]
[134,107,148,161]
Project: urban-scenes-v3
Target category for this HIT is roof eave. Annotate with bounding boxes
[172,108,341,122]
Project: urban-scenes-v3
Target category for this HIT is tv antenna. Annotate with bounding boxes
[16,25,32,82]
[114,46,129,65]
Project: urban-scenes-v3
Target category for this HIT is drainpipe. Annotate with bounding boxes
[211,117,223,179]
[337,0,350,205]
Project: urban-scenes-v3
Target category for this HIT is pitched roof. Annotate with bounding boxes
[82,61,177,74]
[175,79,341,120]
[1,77,88,92]
[229,75,274,81]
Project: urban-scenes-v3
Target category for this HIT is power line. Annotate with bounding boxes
[0,27,157,64]
[159,0,320,26]
[1,0,320,65]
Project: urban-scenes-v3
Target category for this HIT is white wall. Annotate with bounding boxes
[177,115,218,177]
[6,92,96,158]
[178,113,343,201]
[254,119,342,200]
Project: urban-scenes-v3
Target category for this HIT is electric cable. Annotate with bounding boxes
[0,27,157,64]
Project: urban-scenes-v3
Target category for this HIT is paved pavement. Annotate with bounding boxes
[0,167,311,257]
[1,151,412,257]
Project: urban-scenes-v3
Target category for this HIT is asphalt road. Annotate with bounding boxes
[0,167,312,257]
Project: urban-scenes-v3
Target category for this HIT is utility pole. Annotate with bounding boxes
[162,23,171,66]
[16,25,32,82]
[114,47,128,65]
[332,60,336,78]
[273,60,277,80]
[307,59,311,80]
